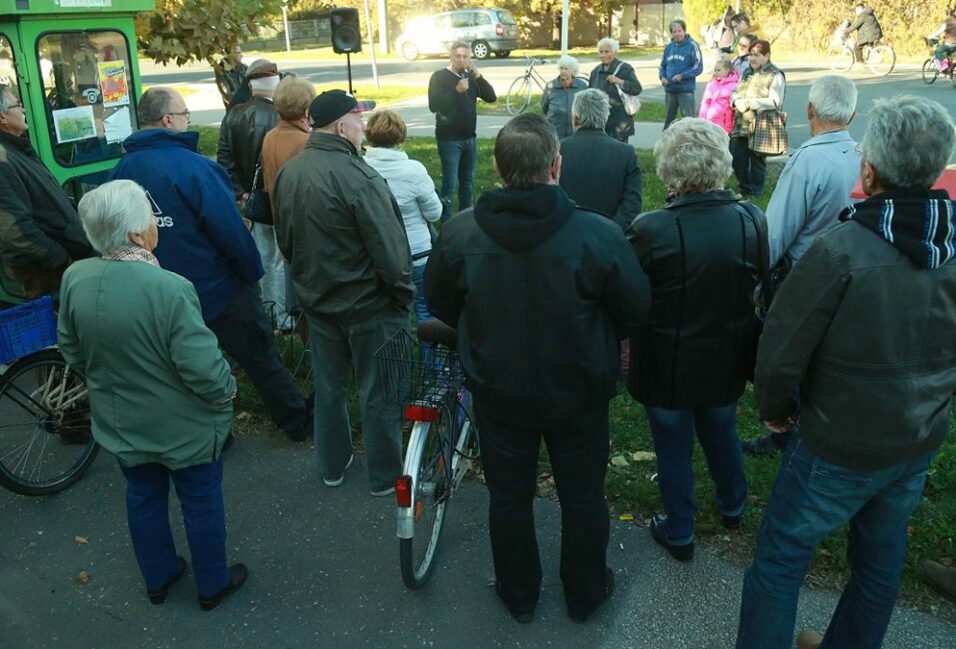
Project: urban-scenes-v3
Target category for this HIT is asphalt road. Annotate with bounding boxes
[1,425,954,649]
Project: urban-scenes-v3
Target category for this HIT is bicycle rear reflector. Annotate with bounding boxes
[404,404,440,422]
[396,475,412,507]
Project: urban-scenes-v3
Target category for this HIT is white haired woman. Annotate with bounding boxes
[625,118,767,562]
[57,180,247,611]
[541,55,587,139]
[588,38,642,142]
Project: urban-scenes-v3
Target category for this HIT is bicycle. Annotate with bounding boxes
[827,20,896,76]
[0,296,98,496]
[922,37,956,87]
[375,318,479,589]
[505,57,550,115]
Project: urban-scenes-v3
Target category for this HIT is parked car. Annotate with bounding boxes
[396,8,520,60]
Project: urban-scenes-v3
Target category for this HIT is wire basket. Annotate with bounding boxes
[374,329,466,407]
[0,295,57,364]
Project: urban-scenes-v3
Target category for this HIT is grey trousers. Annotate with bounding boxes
[663,91,697,129]
[307,311,408,491]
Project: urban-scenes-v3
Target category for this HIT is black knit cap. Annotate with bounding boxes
[308,89,376,127]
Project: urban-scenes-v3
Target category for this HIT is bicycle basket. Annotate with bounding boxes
[374,329,466,407]
[0,295,57,364]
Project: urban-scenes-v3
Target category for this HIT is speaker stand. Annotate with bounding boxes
[346,52,354,95]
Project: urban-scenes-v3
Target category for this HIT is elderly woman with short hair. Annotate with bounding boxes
[363,109,442,325]
[588,37,642,142]
[626,118,767,562]
[57,180,247,611]
[541,55,587,139]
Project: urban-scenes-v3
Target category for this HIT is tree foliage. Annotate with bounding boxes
[136,0,284,68]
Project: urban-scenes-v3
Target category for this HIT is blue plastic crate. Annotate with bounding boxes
[0,295,57,364]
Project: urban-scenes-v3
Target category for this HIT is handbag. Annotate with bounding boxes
[245,157,274,226]
[612,63,642,116]
[748,108,788,156]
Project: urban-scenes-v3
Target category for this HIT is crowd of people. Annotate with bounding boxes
[0,28,955,648]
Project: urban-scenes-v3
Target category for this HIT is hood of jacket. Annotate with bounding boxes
[711,72,739,88]
[123,128,200,153]
[840,188,956,270]
[474,184,574,252]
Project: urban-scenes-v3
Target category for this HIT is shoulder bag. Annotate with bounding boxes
[245,157,274,225]
[612,63,642,116]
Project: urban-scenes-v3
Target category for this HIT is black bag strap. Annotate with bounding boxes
[737,199,773,307]
[250,154,264,194]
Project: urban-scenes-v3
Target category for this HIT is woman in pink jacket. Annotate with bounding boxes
[698,58,739,133]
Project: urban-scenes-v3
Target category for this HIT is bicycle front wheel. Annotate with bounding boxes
[923,58,940,84]
[505,75,533,116]
[0,349,98,496]
[827,45,854,72]
[866,45,896,76]
[399,412,452,589]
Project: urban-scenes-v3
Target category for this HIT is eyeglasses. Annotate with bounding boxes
[166,110,190,121]
[3,101,23,111]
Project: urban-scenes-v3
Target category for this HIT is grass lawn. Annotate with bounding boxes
[194,124,955,609]
[479,94,667,123]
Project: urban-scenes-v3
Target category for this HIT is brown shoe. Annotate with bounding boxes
[923,560,956,604]
[796,630,823,649]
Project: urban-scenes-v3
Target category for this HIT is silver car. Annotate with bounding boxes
[396,8,520,60]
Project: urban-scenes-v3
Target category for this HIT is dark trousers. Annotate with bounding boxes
[476,399,610,619]
[120,459,229,598]
[730,135,767,196]
[207,286,308,435]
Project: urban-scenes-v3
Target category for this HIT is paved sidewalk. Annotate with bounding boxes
[1,426,953,649]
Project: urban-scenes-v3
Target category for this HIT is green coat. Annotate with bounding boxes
[58,258,235,470]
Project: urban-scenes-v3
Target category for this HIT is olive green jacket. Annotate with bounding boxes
[58,258,235,470]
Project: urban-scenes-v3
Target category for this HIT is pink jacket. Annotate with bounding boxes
[698,73,739,134]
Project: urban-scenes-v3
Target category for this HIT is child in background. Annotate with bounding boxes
[698,58,738,133]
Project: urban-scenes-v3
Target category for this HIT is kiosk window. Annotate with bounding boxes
[0,35,16,92]
[37,31,135,167]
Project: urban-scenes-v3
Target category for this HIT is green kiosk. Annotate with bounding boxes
[0,0,154,302]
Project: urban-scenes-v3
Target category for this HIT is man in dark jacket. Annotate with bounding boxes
[216,59,289,327]
[0,83,94,299]
[847,3,883,62]
[428,41,497,220]
[274,89,412,496]
[559,88,643,230]
[426,113,650,624]
[110,87,313,443]
[735,94,956,649]
[214,45,247,109]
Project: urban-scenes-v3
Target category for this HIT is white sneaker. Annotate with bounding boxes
[370,486,395,497]
[323,454,354,487]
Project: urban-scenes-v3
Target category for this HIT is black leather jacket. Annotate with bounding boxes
[216,96,279,197]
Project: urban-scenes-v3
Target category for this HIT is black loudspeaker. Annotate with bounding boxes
[331,8,362,54]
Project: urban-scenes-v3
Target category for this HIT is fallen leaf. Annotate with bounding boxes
[940,557,954,567]
[610,455,630,468]
[235,411,251,421]
[75,571,90,584]
[74,535,89,545]
[631,451,657,462]
[618,513,634,521]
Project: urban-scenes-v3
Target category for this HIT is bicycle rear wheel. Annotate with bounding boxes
[505,75,532,116]
[450,389,478,489]
[0,349,98,496]
[827,45,854,72]
[399,409,452,589]
[923,58,940,84]
[866,45,896,76]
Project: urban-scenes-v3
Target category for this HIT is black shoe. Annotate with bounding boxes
[495,581,535,624]
[722,513,743,529]
[650,515,694,561]
[147,556,188,605]
[287,394,315,442]
[568,567,615,622]
[198,563,248,611]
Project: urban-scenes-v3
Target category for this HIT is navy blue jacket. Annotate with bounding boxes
[659,36,703,94]
[110,129,264,321]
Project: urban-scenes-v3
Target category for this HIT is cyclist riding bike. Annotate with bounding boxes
[845,3,884,63]
[927,8,956,72]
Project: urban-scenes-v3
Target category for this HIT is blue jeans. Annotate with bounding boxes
[119,459,230,598]
[735,436,933,649]
[645,403,746,544]
[411,263,432,325]
[437,137,477,220]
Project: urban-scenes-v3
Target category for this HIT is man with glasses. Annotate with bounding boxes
[0,83,94,299]
[110,87,314,443]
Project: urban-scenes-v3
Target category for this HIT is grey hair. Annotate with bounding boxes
[808,75,857,126]
[863,94,955,189]
[450,41,470,54]
[557,55,580,76]
[77,180,155,255]
[572,89,610,130]
[494,113,559,189]
[137,87,177,126]
[597,37,619,54]
[654,117,733,194]
[249,74,281,95]
[0,83,14,111]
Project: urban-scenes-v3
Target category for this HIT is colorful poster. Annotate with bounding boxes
[98,61,129,107]
[52,106,96,144]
